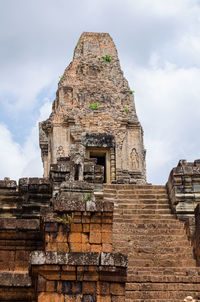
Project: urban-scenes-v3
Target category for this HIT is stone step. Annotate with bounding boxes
[127,266,200,275]
[125,300,192,302]
[103,184,166,190]
[128,253,194,262]
[114,227,186,235]
[104,194,168,199]
[125,290,200,300]
[105,196,170,203]
[126,246,193,255]
[113,214,177,221]
[115,203,170,209]
[116,189,167,194]
[112,198,170,204]
[126,282,200,291]
[113,221,185,228]
[114,209,172,215]
[128,234,189,241]
[127,274,200,284]
[124,240,192,249]
[128,259,196,267]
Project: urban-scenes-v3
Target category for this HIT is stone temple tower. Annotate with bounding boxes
[39,32,146,184]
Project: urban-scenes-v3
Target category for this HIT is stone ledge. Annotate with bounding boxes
[30,251,99,265]
[0,218,40,230]
[54,198,113,213]
[19,177,51,194]
[30,251,128,267]
[0,272,31,287]
[101,252,128,267]
[0,179,17,189]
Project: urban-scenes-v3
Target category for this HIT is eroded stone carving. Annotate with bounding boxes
[56,145,64,158]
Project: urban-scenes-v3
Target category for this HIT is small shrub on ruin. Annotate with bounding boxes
[102,54,111,62]
[56,214,74,232]
[130,90,135,94]
[124,107,129,113]
[83,193,91,201]
[90,102,99,110]
[57,214,73,225]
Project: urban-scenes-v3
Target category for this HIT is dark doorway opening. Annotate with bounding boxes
[90,154,106,183]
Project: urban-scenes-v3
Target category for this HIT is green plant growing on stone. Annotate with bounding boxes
[124,107,129,113]
[59,75,64,80]
[57,214,73,225]
[83,193,91,202]
[57,214,73,232]
[90,102,99,110]
[130,90,135,94]
[102,54,111,62]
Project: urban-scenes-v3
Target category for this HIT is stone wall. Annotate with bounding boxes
[0,178,127,301]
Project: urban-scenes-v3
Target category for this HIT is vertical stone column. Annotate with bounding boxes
[110,147,116,183]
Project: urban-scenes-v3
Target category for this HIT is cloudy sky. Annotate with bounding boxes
[0,0,200,184]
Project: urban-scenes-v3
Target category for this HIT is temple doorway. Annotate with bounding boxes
[86,148,110,183]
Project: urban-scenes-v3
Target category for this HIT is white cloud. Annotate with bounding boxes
[125,62,200,184]
[0,101,51,180]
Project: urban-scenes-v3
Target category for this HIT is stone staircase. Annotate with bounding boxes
[103,184,200,301]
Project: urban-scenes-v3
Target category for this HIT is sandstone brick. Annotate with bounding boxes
[46,242,58,251]
[38,292,64,302]
[55,231,68,243]
[111,296,125,302]
[102,224,112,232]
[68,233,82,243]
[82,243,91,252]
[60,272,76,281]
[91,244,102,253]
[70,242,82,252]
[82,233,89,243]
[82,281,96,294]
[110,283,125,295]
[83,223,90,232]
[62,265,76,271]
[96,295,111,302]
[91,216,102,224]
[89,232,101,244]
[46,281,55,292]
[97,281,110,296]
[90,223,101,232]
[57,242,69,252]
[56,281,62,293]
[71,223,82,232]
[102,232,112,244]
[102,244,112,252]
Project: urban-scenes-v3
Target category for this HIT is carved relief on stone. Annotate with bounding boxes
[130,148,139,170]
[118,131,127,170]
[56,145,64,158]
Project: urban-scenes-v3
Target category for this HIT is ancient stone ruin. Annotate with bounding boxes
[0,32,200,301]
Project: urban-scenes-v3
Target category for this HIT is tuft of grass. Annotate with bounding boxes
[90,102,99,110]
[130,90,135,94]
[59,75,64,80]
[57,214,72,225]
[56,214,74,232]
[124,107,129,113]
[83,193,91,202]
[102,55,111,62]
